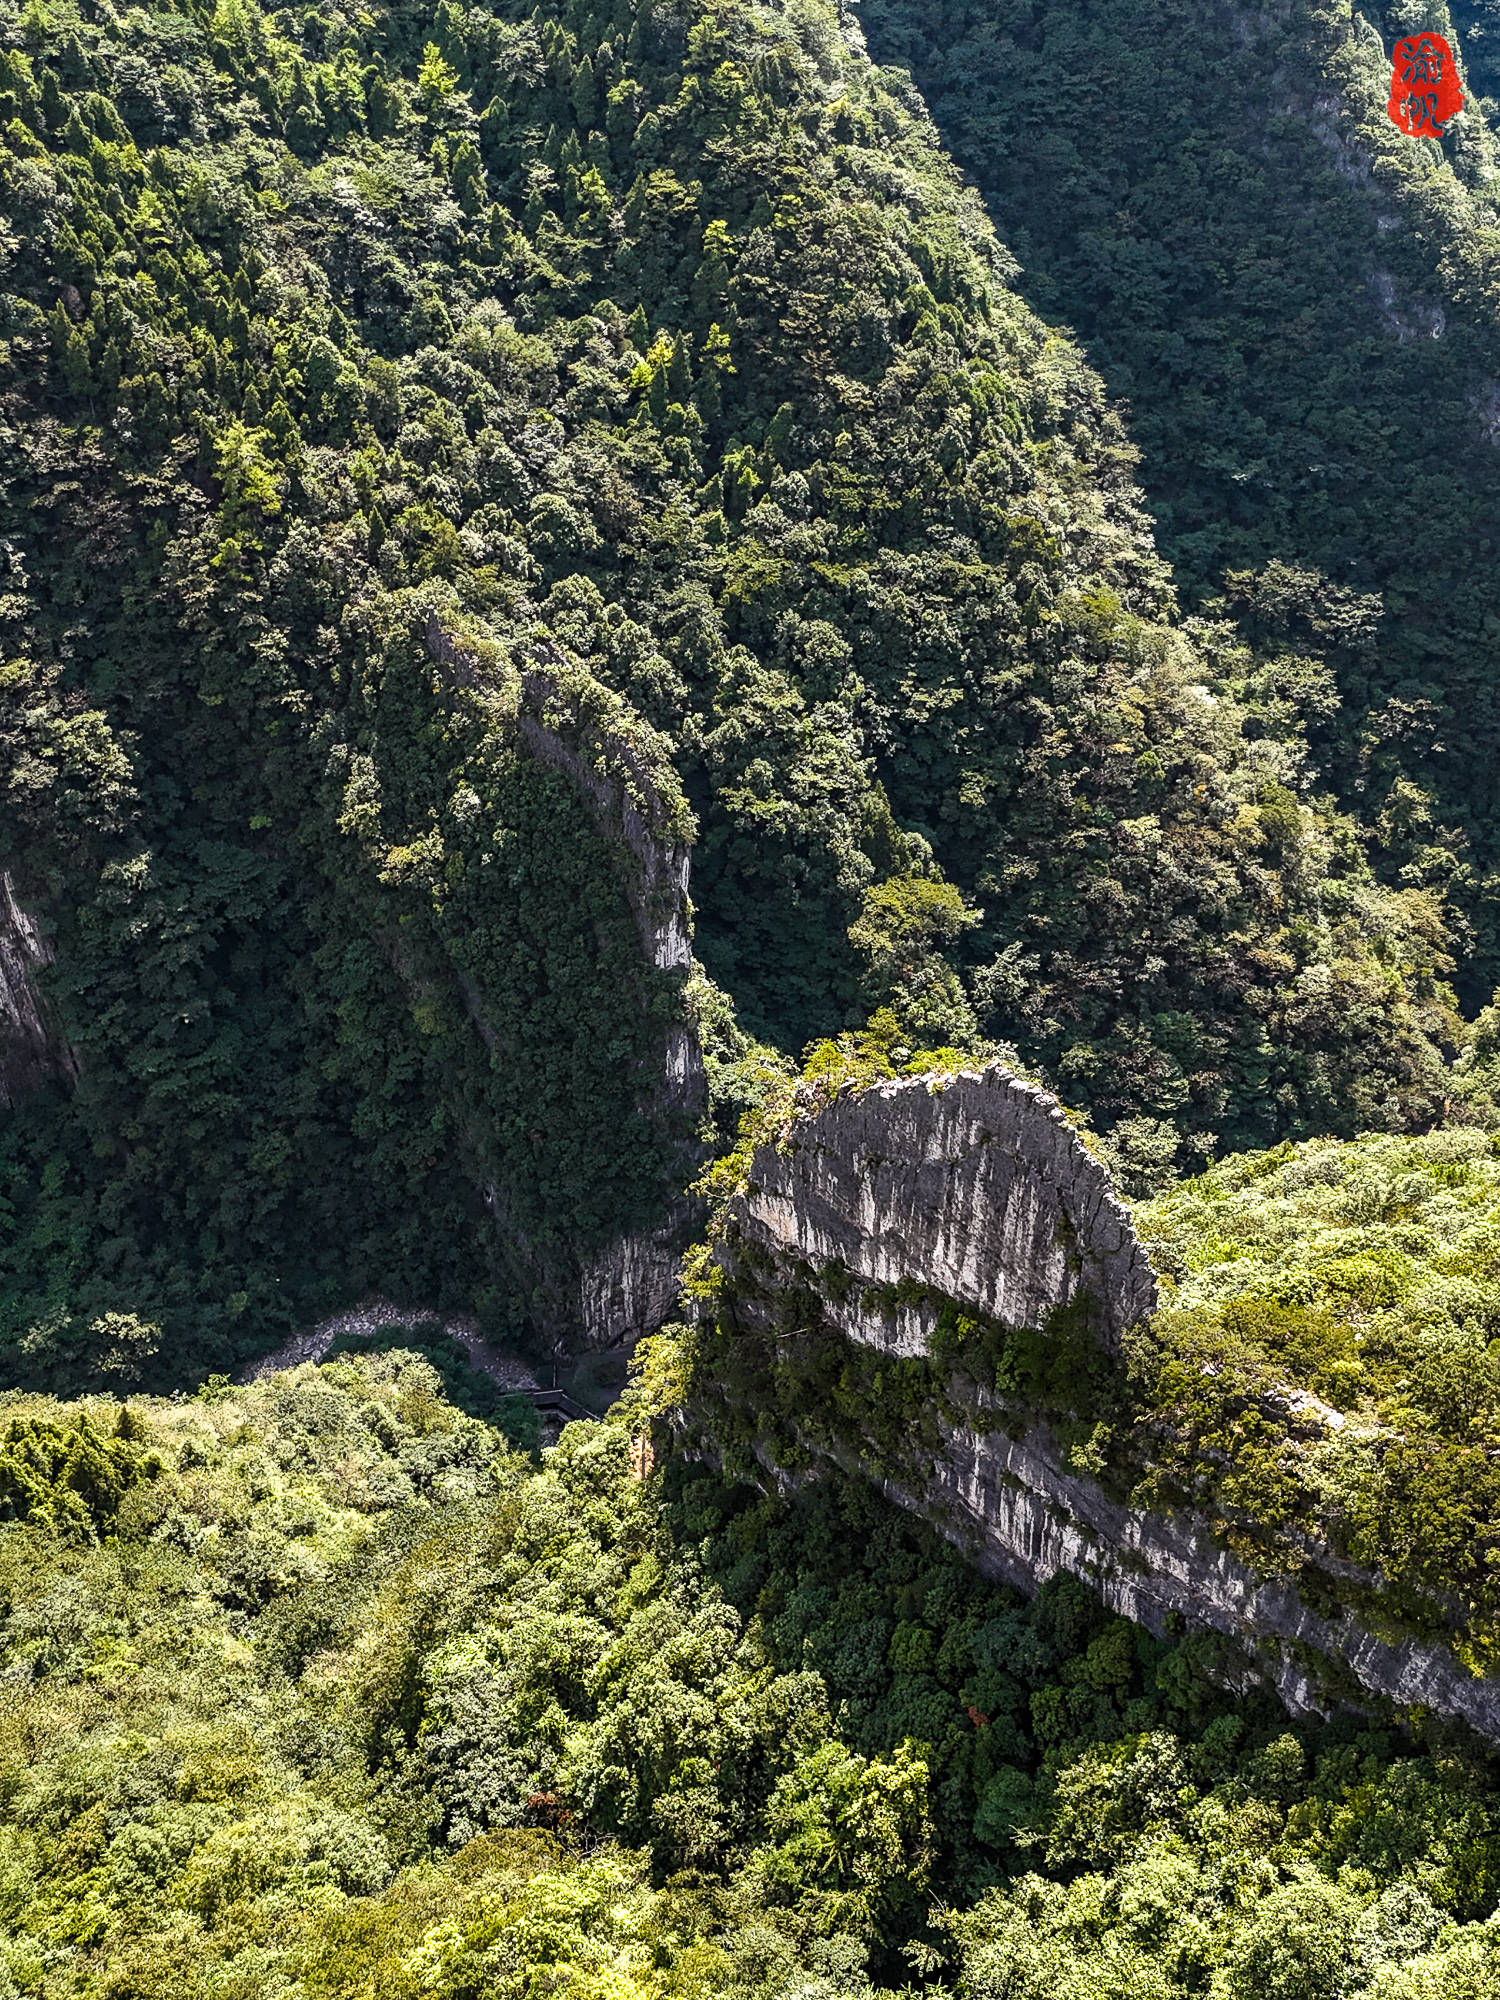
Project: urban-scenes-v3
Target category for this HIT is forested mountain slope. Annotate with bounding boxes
[1,0,1479,1382]
[858,0,1500,981]
[4,1349,1500,1999]
[1456,0,1500,101]
[12,0,1500,1984]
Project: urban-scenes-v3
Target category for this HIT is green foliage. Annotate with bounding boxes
[802,1006,978,1095]
[0,0,1490,1389]
[859,0,1500,989]
[13,14,1500,1980]
[1456,0,1500,100]
[688,1034,1500,1687]
[686,1027,1124,1492]
[0,1405,159,1535]
[323,1327,542,1453]
[691,1015,981,1234]
[1125,1127,1500,1661]
[0,590,692,1381]
[2,1350,1498,1997]
[848,875,983,1047]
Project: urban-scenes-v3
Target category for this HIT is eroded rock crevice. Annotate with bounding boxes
[0,871,74,1110]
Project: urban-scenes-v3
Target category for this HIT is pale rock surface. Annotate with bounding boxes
[0,870,74,1109]
[722,1066,1500,1738]
[736,1065,1157,1350]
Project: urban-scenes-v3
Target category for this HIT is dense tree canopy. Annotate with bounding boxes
[858,0,1500,989]
[3,0,1496,1380]
[2,1349,1498,1998]
[10,0,1500,1988]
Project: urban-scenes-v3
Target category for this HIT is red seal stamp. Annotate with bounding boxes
[1387,31,1464,137]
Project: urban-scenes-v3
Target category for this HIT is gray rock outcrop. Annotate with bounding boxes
[0,870,73,1109]
[910,1416,1500,1737]
[710,1065,1500,1741]
[733,1064,1157,1353]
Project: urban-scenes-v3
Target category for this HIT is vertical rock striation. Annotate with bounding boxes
[732,1065,1157,1354]
[0,870,73,1110]
[702,1065,1500,1741]
[898,1416,1500,1738]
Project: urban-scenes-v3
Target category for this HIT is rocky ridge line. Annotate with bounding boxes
[733,1064,1158,1352]
[715,1065,1500,1739]
[426,614,705,1349]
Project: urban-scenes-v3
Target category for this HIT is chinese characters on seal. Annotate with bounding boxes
[1387,31,1464,137]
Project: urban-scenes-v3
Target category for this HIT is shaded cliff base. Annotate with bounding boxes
[682,1062,1500,1744]
[688,1304,1500,1744]
[424,614,708,1355]
[881,1417,1500,1738]
[0,600,709,1394]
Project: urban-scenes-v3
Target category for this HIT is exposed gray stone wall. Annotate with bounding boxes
[733,1064,1157,1352]
[716,1066,1500,1740]
[426,615,704,1349]
[0,870,73,1110]
[896,1415,1500,1738]
[732,1412,1500,1736]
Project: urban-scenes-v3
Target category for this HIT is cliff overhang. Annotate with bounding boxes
[687,1064,1500,1742]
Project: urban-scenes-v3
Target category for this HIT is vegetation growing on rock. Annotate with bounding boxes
[12,0,1500,1990]
[2,1349,1499,1998]
[683,1038,1500,1693]
[1131,1122,1500,1665]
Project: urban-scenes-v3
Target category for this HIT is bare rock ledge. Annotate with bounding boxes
[718,1065,1500,1739]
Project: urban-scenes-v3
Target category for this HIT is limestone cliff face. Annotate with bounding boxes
[903,1417,1500,1739]
[734,1065,1157,1354]
[0,871,73,1110]
[512,646,702,1154]
[427,616,705,1349]
[708,1065,1500,1740]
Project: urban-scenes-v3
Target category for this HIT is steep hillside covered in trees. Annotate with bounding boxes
[0,0,1486,1382]
[4,1349,1500,2000]
[11,0,1500,1987]
[857,0,1500,980]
